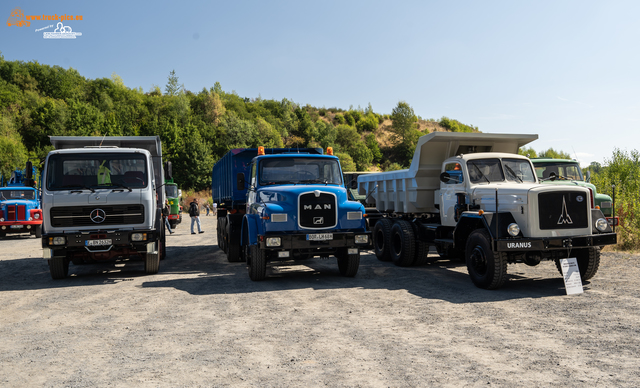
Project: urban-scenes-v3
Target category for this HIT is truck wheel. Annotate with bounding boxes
[336,248,360,277]
[34,225,42,238]
[48,257,69,279]
[390,220,416,267]
[373,218,393,262]
[410,222,432,266]
[217,218,225,250]
[555,248,601,281]
[248,245,267,281]
[145,251,160,274]
[465,229,508,289]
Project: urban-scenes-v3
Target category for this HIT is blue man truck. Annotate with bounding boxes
[0,162,43,238]
[212,147,370,280]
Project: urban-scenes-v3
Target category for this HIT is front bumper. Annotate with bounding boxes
[42,229,157,252]
[0,220,42,233]
[258,231,371,250]
[495,232,617,252]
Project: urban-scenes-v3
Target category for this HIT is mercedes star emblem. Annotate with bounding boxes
[90,208,106,223]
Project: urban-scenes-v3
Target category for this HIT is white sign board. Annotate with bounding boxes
[559,258,584,295]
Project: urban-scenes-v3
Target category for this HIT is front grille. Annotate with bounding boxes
[299,192,337,229]
[6,205,26,221]
[50,205,145,227]
[538,192,588,230]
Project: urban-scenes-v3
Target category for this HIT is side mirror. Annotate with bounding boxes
[439,172,451,183]
[237,173,245,191]
[585,171,591,183]
[165,161,173,179]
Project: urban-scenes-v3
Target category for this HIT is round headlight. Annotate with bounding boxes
[595,218,608,232]
[507,223,520,237]
[34,213,41,220]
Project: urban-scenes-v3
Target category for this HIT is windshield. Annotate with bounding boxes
[534,162,584,181]
[46,153,148,190]
[165,184,179,198]
[467,159,504,183]
[259,157,343,185]
[0,189,36,200]
[502,158,537,183]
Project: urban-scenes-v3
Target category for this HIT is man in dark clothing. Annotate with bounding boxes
[189,198,204,234]
[163,199,174,234]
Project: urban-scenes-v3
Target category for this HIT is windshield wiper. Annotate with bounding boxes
[469,162,490,183]
[504,165,523,183]
[63,185,96,193]
[111,183,132,192]
[299,179,329,185]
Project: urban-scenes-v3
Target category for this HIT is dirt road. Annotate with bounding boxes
[1,214,640,387]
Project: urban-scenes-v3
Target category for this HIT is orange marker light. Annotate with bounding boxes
[327,147,333,155]
[258,146,265,156]
[478,210,484,215]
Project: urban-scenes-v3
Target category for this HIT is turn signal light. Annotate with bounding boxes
[258,146,265,156]
[327,147,333,155]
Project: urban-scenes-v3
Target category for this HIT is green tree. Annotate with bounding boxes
[335,152,356,172]
[538,148,572,159]
[518,146,538,158]
[165,70,182,96]
[390,101,421,164]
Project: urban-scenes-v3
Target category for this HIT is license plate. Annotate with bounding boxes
[10,225,22,229]
[307,233,333,241]
[86,239,112,247]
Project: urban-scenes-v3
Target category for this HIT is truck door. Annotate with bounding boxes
[246,162,258,214]
[440,162,465,227]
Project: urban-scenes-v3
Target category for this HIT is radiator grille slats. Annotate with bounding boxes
[50,205,144,227]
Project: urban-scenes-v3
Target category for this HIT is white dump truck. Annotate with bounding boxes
[358,132,617,289]
[41,136,169,279]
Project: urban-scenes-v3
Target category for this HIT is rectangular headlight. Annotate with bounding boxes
[271,214,288,222]
[347,211,363,220]
[355,235,368,244]
[131,233,147,242]
[600,201,612,208]
[49,236,66,245]
[278,251,290,258]
[266,237,281,247]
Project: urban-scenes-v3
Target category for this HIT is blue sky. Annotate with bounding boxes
[2,0,639,167]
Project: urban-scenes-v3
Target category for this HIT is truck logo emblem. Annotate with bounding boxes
[90,208,106,223]
[557,197,573,225]
[576,195,584,202]
[313,217,324,224]
[304,204,332,210]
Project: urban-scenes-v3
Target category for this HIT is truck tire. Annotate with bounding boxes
[373,218,393,262]
[390,220,416,267]
[554,247,601,281]
[34,225,42,238]
[410,222,432,266]
[248,245,267,281]
[145,251,160,274]
[217,218,225,250]
[465,229,508,289]
[48,256,69,279]
[336,248,360,277]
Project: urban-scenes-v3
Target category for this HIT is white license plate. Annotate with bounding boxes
[307,233,333,241]
[86,239,112,247]
[10,225,22,229]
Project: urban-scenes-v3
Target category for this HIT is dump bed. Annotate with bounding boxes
[211,148,323,209]
[357,132,538,213]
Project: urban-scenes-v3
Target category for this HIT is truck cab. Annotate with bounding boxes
[41,136,167,279]
[0,165,43,239]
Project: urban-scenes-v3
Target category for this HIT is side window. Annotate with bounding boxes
[250,162,257,187]
[443,162,463,184]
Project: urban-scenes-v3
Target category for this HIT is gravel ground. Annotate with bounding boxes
[1,214,639,387]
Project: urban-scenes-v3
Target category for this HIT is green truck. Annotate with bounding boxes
[531,158,616,222]
[165,178,182,229]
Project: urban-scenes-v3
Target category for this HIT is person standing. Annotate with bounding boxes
[163,199,174,234]
[205,203,210,216]
[189,198,204,234]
